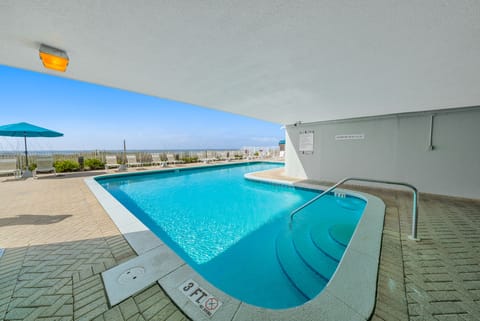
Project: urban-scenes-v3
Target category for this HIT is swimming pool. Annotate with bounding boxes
[96,162,366,309]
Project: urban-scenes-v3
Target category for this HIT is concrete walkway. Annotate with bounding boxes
[0,167,479,320]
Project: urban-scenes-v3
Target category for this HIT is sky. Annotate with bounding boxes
[0,65,284,151]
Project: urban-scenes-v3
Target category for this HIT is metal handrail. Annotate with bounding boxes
[289,177,420,240]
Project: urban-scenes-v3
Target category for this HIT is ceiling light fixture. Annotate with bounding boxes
[39,44,69,72]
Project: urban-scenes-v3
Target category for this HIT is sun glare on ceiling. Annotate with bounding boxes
[39,44,69,72]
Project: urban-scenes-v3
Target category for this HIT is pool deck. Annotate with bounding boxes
[0,163,479,321]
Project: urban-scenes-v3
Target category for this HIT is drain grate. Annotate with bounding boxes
[118,266,145,285]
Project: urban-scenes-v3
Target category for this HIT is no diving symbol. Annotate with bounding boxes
[205,297,218,311]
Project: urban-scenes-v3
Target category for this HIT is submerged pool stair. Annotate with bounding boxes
[275,223,351,300]
[276,230,327,299]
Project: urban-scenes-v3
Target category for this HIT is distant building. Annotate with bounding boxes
[278,139,285,151]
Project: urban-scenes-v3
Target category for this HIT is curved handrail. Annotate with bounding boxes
[289,177,419,240]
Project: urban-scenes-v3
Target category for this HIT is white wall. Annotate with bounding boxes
[285,107,480,199]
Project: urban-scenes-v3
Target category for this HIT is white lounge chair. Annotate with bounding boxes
[206,151,217,162]
[217,152,228,161]
[34,157,56,177]
[222,152,231,162]
[231,151,242,161]
[261,150,271,159]
[166,153,184,165]
[105,155,120,169]
[126,155,142,167]
[151,153,166,167]
[166,153,177,164]
[0,158,20,178]
[197,152,210,163]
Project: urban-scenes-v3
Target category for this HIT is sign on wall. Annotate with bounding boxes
[299,130,314,154]
[335,134,365,140]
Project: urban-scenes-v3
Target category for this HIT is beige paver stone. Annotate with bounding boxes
[53,303,74,317]
[127,313,147,321]
[165,310,188,321]
[149,302,178,321]
[92,262,107,274]
[38,295,73,317]
[91,313,105,321]
[56,283,73,295]
[74,290,106,311]
[29,294,62,307]
[73,276,103,298]
[73,280,107,319]
[133,285,163,309]
[78,267,94,281]
[119,297,140,320]
[45,278,73,295]
[0,295,12,308]
[136,291,168,314]
[74,303,109,321]
[141,297,170,320]
[10,287,48,305]
[103,305,123,320]
[4,307,37,320]
[36,317,72,321]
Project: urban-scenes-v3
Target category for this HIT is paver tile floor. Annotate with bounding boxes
[0,167,479,320]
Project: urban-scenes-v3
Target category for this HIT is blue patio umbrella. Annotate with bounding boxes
[0,122,63,168]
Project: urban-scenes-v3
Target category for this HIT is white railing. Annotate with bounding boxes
[289,177,420,240]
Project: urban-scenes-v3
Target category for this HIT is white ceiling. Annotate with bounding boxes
[1,1,479,125]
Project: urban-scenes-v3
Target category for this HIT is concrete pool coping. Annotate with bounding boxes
[85,162,386,321]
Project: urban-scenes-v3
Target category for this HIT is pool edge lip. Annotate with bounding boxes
[85,163,385,321]
[93,160,285,182]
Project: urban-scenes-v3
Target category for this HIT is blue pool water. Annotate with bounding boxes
[97,162,366,309]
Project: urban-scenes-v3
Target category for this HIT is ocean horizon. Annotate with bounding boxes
[0,147,279,155]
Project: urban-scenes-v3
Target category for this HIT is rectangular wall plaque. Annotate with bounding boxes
[335,134,365,140]
[299,130,314,154]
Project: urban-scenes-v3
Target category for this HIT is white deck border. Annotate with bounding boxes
[85,162,385,321]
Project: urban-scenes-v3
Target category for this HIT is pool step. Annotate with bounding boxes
[310,224,346,262]
[335,197,365,211]
[276,231,327,299]
[292,223,338,280]
[328,224,356,247]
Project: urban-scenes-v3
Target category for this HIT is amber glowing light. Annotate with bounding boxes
[39,44,69,72]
